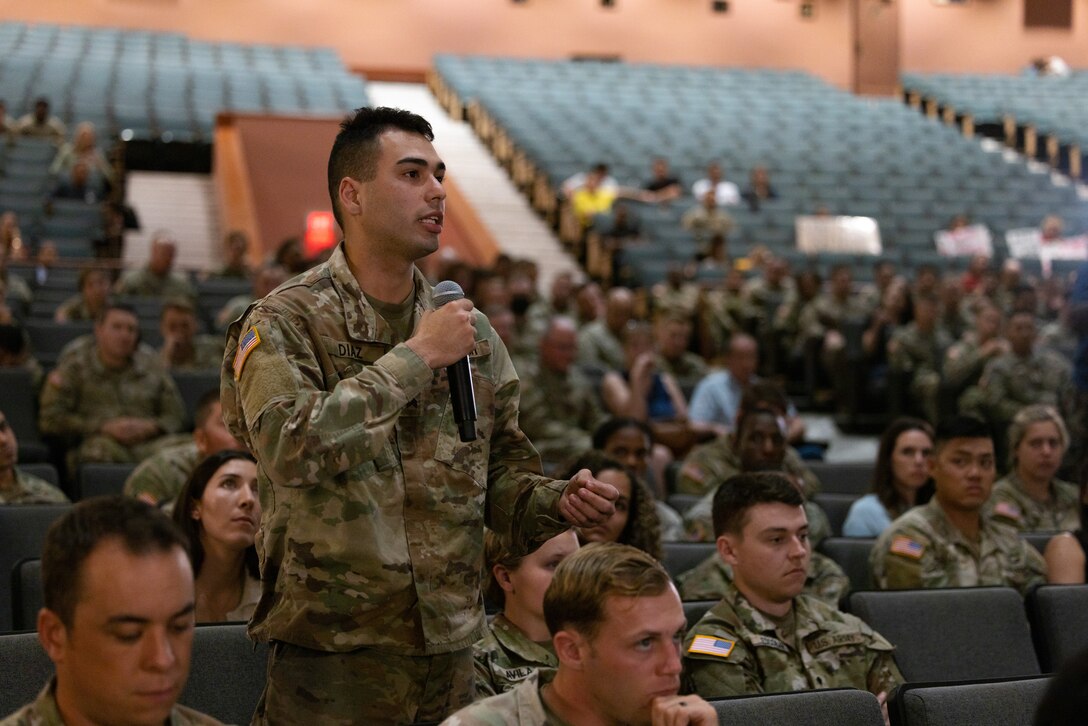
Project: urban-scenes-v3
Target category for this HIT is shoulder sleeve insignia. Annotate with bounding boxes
[688,634,735,658]
[889,535,925,560]
[233,326,261,381]
[993,501,1022,522]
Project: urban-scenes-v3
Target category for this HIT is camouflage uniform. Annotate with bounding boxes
[651,282,700,321]
[441,668,560,726]
[682,582,902,698]
[576,320,625,372]
[162,334,224,371]
[699,289,755,360]
[742,277,796,326]
[114,268,195,300]
[870,499,1047,596]
[516,361,607,470]
[943,332,999,392]
[676,437,821,498]
[797,293,870,343]
[38,344,186,466]
[887,323,952,423]
[680,205,734,248]
[473,613,557,698]
[0,679,223,726]
[986,471,1080,532]
[977,349,1074,423]
[123,440,200,505]
[684,493,831,548]
[53,295,99,322]
[220,245,568,724]
[0,469,69,504]
[676,551,849,609]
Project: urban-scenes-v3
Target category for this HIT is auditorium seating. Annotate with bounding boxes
[662,542,715,580]
[1026,584,1088,673]
[11,558,41,632]
[76,462,137,501]
[817,537,874,593]
[0,504,71,633]
[806,461,874,496]
[890,675,1051,726]
[710,688,885,726]
[812,492,858,537]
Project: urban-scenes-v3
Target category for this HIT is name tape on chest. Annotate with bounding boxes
[688,635,735,658]
[806,632,868,655]
[889,535,925,560]
[233,327,261,380]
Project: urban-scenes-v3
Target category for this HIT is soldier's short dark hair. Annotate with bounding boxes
[43,496,190,627]
[0,323,28,356]
[934,415,992,450]
[327,106,434,228]
[712,471,803,538]
[543,542,671,640]
[159,297,197,320]
[94,302,138,325]
[591,417,653,451]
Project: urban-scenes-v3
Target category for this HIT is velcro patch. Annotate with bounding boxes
[889,535,925,560]
[806,633,868,654]
[688,635,735,658]
[993,501,1022,522]
[233,327,261,380]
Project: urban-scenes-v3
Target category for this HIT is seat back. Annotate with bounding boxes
[0,505,71,633]
[169,370,221,429]
[1026,584,1088,672]
[848,587,1040,682]
[178,623,268,725]
[813,493,859,537]
[807,461,874,495]
[16,464,60,488]
[891,676,1051,726]
[682,599,718,627]
[11,558,42,632]
[77,462,138,500]
[0,369,43,449]
[817,537,875,593]
[712,688,884,725]
[0,631,53,715]
[662,542,716,580]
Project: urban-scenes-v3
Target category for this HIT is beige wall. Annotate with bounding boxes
[901,0,1088,75]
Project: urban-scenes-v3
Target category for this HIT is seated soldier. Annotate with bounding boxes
[682,472,902,710]
[124,390,243,506]
[54,267,112,323]
[445,542,717,726]
[158,299,224,371]
[0,496,222,725]
[0,407,68,504]
[38,303,187,468]
[987,405,1079,532]
[114,233,196,301]
[870,416,1047,596]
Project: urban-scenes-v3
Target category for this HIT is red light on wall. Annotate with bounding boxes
[304,211,338,256]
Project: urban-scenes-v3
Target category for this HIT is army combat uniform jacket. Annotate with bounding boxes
[442,668,564,726]
[0,469,68,505]
[473,613,557,698]
[986,472,1080,532]
[870,499,1047,596]
[221,245,568,655]
[682,582,902,698]
[0,680,223,726]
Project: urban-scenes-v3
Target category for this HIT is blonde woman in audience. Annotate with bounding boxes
[564,450,662,559]
[988,405,1079,532]
[843,418,934,537]
[474,528,580,697]
[172,449,261,622]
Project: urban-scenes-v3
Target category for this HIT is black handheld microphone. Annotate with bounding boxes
[433,280,478,442]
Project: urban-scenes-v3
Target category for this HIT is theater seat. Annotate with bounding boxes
[662,542,715,580]
[711,688,884,726]
[0,505,71,633]
[1026,584,1088,672]
[178,623,268,725]
[891,676,1051,726]
[0,631,53,716]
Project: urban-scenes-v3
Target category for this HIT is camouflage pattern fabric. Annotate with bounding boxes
[0,469,69,505]
[978,350,1074,423]
[516,361,607,467]
[220,245,567,656]
[986,472,1080,532]
[888,324,952,423]
[254,642,475,726]
[943,332,995,391]
[676,437,821,498]
[682,582,902,698]
[53,295,97,322]
[123,441,200,505]
[870,499,1047,596]
[0,680,223,726]
[576,320,625,373]
[114,268,195,300]
[797,293,870,342]
[473,613,557,698]
[441,668,563,726]
[676,551,848,609]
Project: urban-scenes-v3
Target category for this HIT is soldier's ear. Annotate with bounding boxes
[38,608,68,665]
[553,628,587,670]
[493,564,515,595]
[716,534,740,566]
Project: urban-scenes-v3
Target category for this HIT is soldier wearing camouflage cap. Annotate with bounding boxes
[871,416,1047,596]
[682,472,902,707]
[220,107,617,725]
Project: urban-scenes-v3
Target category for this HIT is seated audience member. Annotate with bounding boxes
[1043,478,1088,584]
[215,264,289,329]
[799,264,870,402]
[50,121,114,185]
[0,407,68,504]
[602,321,688,426]
[654,314,707,399]
[0,496,222,725]
[124,390,243,506]
[593,417,684,539]
[0,322,44,388]
[641,156,682,204]
[474,529,580,697]
[650,267,700,322]
[39,303,187,467]
[54,267,111,323]
[691,161,740,207]
[272,236,311,275]
[444,542,717,726]
[578,286,635,373]
[574,280,604,328]
[14,96,66,142]
[158,299,223,371]
[560,162,618,200]
[517,316,608,472]
[988,405,1079,531]
[48,159,105,205]
[844,418,934,538]
[944,301,1007,398]
[171,450,261,622]
[742,255,795,328]
[887,292,952,423]
[0,210,25,260]
[570,165,618,228]
[682,472,902,704]
[208,230,252,280]
[115,232,196,300]
[677,473,848,608]
[775,269,823,359]
[681,189,734,252]
[870,416,1047,596]
[740,165,778,212]
[564,451,662,560]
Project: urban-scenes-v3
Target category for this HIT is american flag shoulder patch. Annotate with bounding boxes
[233,327,261,380]
[993,501,1022,522]
[889,535,925,560]
[688,634,735,658]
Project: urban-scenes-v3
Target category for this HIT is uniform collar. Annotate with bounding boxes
[490,613,557,665]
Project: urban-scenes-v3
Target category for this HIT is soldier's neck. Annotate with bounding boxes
[503,605,552,643]
[0,466,15,491]
[1017,468,1053,502]
[939,501,981,542]
[544,671,609,726]
[344,240,415,304]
